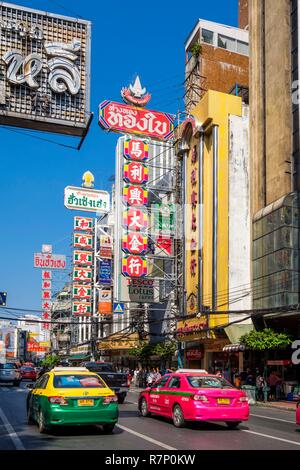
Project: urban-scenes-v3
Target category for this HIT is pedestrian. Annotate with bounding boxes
[268,370,281,401]
[154,367,161,385]
[215,370,223,378]
[256,373,266,401]
[234,373,241,389]
[133,366,139,387]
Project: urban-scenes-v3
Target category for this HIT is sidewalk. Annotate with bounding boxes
[255,400,298,412]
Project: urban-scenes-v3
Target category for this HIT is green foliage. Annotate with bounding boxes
[240,328,292,351]
[41,354,60,367]
[191,43,202,58]
[129,341,177,361]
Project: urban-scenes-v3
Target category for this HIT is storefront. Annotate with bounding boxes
[97,332,141,370]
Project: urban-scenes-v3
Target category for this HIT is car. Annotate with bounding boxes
[297,401,300,426]
[0,362,21,386]
[20,366,37,381]
[26,367,119,434]
[81,362,130,404]
[138,371,249,429]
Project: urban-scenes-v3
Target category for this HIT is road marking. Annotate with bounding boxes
[251,413,294,424]
[242,429,300,447]
[126,401,139,405]
[116,424,177,450]
[0,387,10,391]
[0,407,25,450]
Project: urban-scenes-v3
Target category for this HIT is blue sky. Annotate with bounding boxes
[0,0,238,313]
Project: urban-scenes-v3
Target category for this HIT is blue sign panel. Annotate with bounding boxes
[0,292,7,306]
[113,302,125,314]
[99,260,112,285]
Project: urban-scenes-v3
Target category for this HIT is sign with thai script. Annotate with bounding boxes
[74,217,93,232]
[34,253,66,269]
[0,3,91,137]
[64,186,110,213]
[99,101,175,141]
[99,259,112,285]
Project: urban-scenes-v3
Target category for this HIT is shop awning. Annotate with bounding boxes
[222,344,246,352]
[67,354,90,361]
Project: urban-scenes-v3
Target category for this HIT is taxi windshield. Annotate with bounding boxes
[187,376,234,389]
[53,375,106,388]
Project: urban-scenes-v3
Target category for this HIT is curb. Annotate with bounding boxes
[254,402,297,412]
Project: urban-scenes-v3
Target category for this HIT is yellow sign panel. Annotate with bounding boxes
[39,342,50,347]
[98,333,141,350]
[176,317,208,342]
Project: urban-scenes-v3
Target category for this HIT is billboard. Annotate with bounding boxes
[64,186,110,213]
[0,326,16,358]
[34,253,66,269]
[0,3,91,136]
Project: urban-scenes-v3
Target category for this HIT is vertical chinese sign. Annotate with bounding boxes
[122,138,149,278]
[98,234,113,315]
[72,216,94,316]
[34,250,67,334]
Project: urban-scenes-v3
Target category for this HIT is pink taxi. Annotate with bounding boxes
[138,370,249,429]
[297,401,300,426]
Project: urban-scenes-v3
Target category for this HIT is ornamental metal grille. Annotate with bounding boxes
[0,2,91,136]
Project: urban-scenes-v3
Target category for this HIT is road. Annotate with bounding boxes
[0,382,300,450]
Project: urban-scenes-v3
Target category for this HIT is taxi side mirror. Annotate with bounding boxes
[26,383,34,389]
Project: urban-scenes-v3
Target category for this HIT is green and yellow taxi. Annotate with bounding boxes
[26,367,118,433]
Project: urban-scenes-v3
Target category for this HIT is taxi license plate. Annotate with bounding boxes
[77,399,94,406]
[217,398,230,405]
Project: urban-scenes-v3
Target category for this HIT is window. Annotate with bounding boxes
[218,34,236,52]
[38,374,49,389]
[0,363,17,369]
[201,29,214,45]
[187,376,233,389]
[156,375,170,388]
[53,374,106,388]
[237,40,249,55]
[168,377,181,388]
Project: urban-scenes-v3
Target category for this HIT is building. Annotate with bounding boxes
[249,1,300,338]
[176,8,252,372]
[51,284,72,357]
[184,18,249,112]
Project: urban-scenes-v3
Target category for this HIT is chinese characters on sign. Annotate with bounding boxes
[72,216,94,316]
[122,255,147,278]
[0,4,91,136]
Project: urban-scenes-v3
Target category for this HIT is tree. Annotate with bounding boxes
[239,328,292,351]
[41,354,60,367]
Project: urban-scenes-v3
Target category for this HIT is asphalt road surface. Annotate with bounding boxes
[0,382,300,450]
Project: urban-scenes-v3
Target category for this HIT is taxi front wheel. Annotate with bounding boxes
[102,423,115,434]
[140,398,151,417]
[173,405,185,428]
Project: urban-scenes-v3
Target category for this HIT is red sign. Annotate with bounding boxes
[42,271,52,280]
[42,290,51,300]
[27,342,47,352]
[42,301,51,310]
[123,208,148,231]
[74,216,93,232]
[156,236,173,256]
[42,280,52,290]
[122,232,148,255]
[42,323,50,330]
[124,139,148,161]
[186,350,203,360]
[99,247,112,259]
[42,312,50,319]
[123,185,148,206]
[267,360,292,366]
[122,255,147,277]
[99,101,175,141]
[124,162,148,184]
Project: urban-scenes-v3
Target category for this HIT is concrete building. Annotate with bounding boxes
[177,7,252,371]
[184,18,249,112]
[249,0,300,333]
